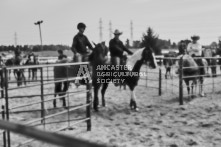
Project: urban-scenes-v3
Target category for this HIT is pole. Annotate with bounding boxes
[179,57,183,105]
[40,67,45,126]
[86,74,92,131]
[39,25,43,51]
[159,68,162,96]
[3,67,10,147]
[34,20,43,51]
[1,69,6,147]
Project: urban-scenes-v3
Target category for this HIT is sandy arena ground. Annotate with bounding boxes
[1,66,221,147]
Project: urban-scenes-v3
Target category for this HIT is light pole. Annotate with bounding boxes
[34,20,43,50]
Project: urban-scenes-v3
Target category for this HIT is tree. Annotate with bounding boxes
[141,27,161,55]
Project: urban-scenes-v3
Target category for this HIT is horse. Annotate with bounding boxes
[163,52,177,79]
[4,57,26,86]
[176,54,208,98]
[89,42,157,111]
[53,58,89,108]
[25,54,39,81]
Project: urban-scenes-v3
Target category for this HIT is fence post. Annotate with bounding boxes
[86,80,92,131]
[145,64,148,87]
[2,105,6,147]
[179,57,183,105]
[1,70,6,147]
[40,67,45,126]
[159,68,162,96]
[3,67,10,147]
[47,61,49,80]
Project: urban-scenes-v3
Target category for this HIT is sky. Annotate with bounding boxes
[0,0,221,46]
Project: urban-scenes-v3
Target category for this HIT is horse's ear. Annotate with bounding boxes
[92,41,97,47]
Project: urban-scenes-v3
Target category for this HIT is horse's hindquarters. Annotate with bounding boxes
[54,64,90,80]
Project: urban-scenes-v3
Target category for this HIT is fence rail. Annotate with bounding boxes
[0,62,92,147]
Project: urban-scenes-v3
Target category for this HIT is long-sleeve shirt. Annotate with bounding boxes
[187,42,202,56]
[71,33,93,55]
[109,38,133,57]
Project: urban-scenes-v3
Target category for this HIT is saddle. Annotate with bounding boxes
[191,54,205,75]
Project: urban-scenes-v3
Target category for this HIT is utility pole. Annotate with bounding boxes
[34,20,43,50]
[14,32,17,46]
[219,36,221,49]
[109,21,112,40]
[130,20,134,47]
[99,18,103,42]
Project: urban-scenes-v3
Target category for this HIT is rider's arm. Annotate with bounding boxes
[85,36,93,50]
[120,41,133,55]
[71,37,77,55]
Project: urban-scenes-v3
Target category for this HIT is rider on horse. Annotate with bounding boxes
[187,35,206,75]
[71,22,93,62]
[109,29,133,86]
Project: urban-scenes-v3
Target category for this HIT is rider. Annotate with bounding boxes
[187,35,206,74]
[109,29,133,86]
[71,22,93,62]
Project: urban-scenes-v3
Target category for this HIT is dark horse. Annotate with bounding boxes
[176,54,208,98]
[5,57,26,86]
[89,42,157,111]
[53,59,89,108]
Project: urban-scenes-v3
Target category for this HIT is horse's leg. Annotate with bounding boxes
[191,81,196,99]
[14,70,17,80]
[165,68,168,79]
[61,81,69,108]
[199,77,205,97]
[21,70,26,85]
[93,83,101,111]
[34,69,38,80]
[130,89,139,111]
[101,82,109,107]
[54,82,62,108]
[28,69,31,82]
[8,70,11,80]
[123,83,126,90]
[168,67,172,79]
[184,80,190,99]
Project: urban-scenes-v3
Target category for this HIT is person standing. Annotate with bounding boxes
[71,22,93,62]
[14,46,22,65]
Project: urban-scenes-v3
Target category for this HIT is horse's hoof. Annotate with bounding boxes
[200,93,206,97]
[94,108,99,112]
[135,108,139,112]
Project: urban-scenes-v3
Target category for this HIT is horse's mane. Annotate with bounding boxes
[126,48,145,70]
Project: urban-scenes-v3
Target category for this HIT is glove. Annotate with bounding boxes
[74,53,79,57]
[123,51,128,56]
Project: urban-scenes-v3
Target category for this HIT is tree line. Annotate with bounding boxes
[0,44,70,52]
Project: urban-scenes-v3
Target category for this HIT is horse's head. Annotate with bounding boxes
[142,46,157,69]
[89,41,108,63]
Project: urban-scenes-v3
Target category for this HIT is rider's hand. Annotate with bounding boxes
[74,53,79,57]
[123,51,128,56]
